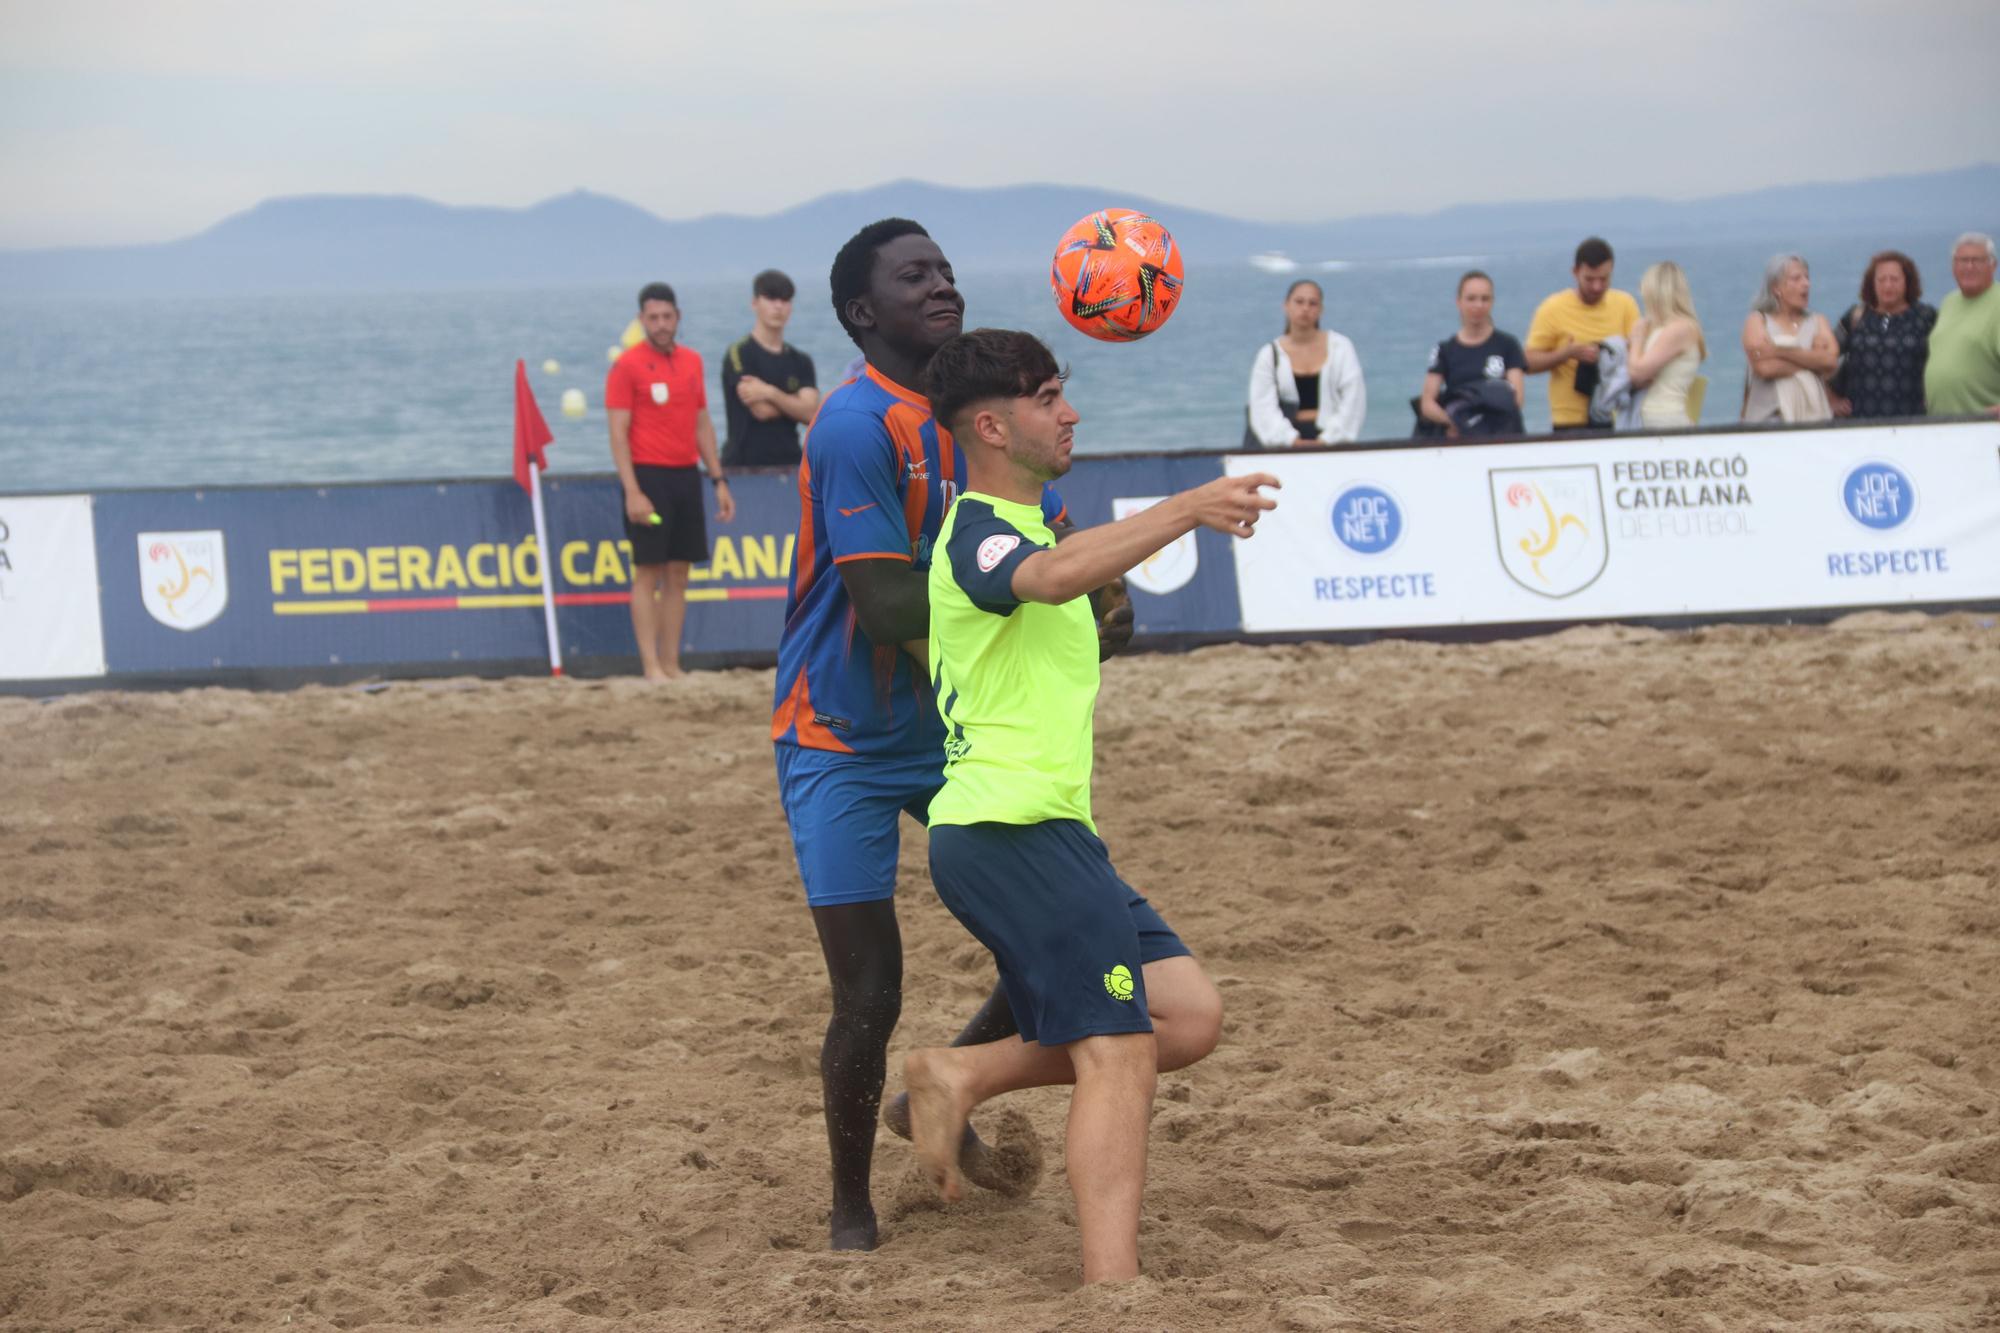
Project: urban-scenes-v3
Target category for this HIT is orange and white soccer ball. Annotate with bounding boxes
[1049,209,1185,342]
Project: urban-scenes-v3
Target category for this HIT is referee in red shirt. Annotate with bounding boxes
[607,282,736,679]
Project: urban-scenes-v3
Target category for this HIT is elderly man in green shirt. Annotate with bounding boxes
[899,327,1278,1284]
[1926,232,2000,419]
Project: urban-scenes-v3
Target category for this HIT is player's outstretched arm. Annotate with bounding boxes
[1011,474,1278,607]
[1052,522,1134,660]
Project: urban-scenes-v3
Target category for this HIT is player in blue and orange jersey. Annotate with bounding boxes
[772,219,1132,1251]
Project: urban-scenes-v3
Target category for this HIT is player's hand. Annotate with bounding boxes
[1090,576,1134,661]
[1572,342,1601,365]
[1182,473,1278,539]
[715,482,737,523]
[625,490,655,525]
[736,375,772,405]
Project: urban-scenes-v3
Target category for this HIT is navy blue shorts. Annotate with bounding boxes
[927,820,1189,1048]
[775,745,939,907]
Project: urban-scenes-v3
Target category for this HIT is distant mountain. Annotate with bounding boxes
[3,166,1994,296]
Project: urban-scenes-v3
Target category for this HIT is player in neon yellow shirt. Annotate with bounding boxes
[901,328,1280,1284]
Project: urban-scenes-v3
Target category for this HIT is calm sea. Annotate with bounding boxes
[0,229,1963,494]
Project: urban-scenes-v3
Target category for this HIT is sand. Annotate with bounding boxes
[3,612,1997,1332]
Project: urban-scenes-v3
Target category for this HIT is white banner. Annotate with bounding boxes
[1226,421,2000,633]
[0,494,107,680]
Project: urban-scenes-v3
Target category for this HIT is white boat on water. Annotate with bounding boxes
[1248,252,1298,273]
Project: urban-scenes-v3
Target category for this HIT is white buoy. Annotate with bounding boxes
[561,388,586,419]
[606,345,621,364]
[542,358,561,375]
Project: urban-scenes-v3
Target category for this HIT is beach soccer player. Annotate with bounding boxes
[903,328,1277,1283]
[771,219,1133,1251]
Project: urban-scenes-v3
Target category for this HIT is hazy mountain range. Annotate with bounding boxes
[3,166,1994,296]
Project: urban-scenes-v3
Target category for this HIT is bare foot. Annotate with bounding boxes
[903,1049,972,1203]
[884,1095,1043,1198]
[640,667,684,683]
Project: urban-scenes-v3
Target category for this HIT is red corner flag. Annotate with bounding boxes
[513,359,554,492]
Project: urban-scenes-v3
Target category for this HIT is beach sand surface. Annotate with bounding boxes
[3,613,1997,1331]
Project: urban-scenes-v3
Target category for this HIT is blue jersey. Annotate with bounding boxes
[771,364,1064,758]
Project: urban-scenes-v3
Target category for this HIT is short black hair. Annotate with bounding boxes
[830,218,930,349]
[923,328,1065,434]
[1574,237,1614,270]
[752,269,795,301]
[637,281,677,309]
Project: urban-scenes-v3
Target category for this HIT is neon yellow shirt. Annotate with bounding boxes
[1526,288,1640,425]
[926,492,1098,830]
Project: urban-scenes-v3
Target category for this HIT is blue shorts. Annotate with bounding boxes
[928,820,1189,1048]
[775,745,940,907]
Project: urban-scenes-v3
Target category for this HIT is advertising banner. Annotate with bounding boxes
[0,494,107,680]
[88,474,799,676]
[1225,421,2000,633]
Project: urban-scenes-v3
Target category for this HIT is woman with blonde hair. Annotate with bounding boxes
[1628,261,1706,427]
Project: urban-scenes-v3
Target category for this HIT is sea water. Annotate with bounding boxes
[0,229,1964,493]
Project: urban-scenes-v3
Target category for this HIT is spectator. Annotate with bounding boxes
[720,269,820,468]
[606,282,734,680]
[1628,261,1707,428]
[1525,237,1640,431]
[1830,251,1935,419]
[1924,232,2000,419]
[1741,254,1839,424]
[1416,270,1525,438]
[1244,279,1366,447]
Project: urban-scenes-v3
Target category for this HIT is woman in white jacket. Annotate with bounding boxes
[1245,280,1367,446]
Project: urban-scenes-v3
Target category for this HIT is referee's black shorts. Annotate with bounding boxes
[624,465,708,565]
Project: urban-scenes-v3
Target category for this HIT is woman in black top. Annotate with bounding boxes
[1831,250,1936,420]
[1418,270,1526,438]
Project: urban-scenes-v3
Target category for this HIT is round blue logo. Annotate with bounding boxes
[1842,462,1915,530]
[1330,485,1402,555]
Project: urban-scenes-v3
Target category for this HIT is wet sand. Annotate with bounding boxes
[4,613,1997,1331]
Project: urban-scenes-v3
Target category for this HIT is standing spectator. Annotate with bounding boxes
[721,269,820,469]
[1628,261,1707,428]
[1244,279,1366,447]
[606,282,735,681]
[1925,233,2000,419]
[1741,254,1839,424]
[1416,270,1525,438]
[1525,237,1640,431]
[1830,251,1935,419]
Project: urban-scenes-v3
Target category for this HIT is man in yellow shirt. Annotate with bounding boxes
[1525,237,1641,430]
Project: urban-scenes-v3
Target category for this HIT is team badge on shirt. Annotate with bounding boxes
[650,382,669,405]
[976,534,1021,572]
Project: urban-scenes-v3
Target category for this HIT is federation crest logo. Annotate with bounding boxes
[1111,496,1198,594]
[1489,466,1607,598]
[138,531,228,630]
[649,381,669,405]
[975,533,1021,572]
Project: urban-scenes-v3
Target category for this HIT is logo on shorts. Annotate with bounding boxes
[1330,484,1403,555]
[1111,496,1198,594]
[1103,964,1135,1001]
[137,531,228,630]
[649,382,669,405]
[1489,465,1607,598]
[976,533,1021,572]
[1841,461,1915,530]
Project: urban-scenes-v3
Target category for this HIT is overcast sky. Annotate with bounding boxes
[1,0,1994,248]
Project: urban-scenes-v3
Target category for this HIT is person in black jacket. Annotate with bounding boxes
[1415,270,1526,439]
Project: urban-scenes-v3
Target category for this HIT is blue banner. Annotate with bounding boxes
[86,459,1246,682]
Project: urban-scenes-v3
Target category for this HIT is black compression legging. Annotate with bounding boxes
[810,898,1017,1216]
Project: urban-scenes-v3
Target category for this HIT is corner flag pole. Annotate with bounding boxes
[511,359,562,677]
[528,459,564,678]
